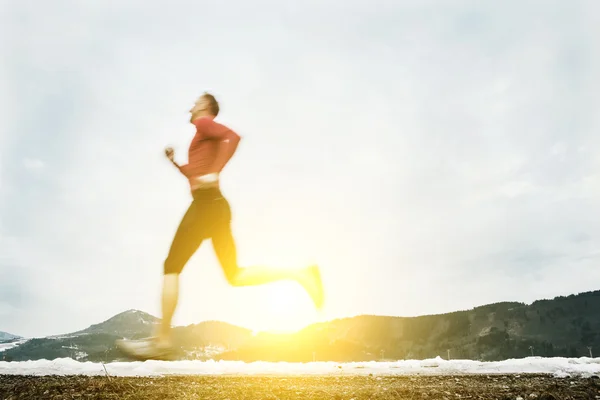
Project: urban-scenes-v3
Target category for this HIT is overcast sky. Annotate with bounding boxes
[1,0,599,338]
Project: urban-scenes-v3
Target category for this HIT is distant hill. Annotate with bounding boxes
[2,310,162,362]
[0,332,20,342]
[218,291,600,362]
[73,309,160,338]
[1,311,254,362]
[173,320,252,350]
[2,290,599,362]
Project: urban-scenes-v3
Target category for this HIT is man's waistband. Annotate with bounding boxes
[191,186,224,201]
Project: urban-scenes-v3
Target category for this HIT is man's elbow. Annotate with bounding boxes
[227,132,241,146]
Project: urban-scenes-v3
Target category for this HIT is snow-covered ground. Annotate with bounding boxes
[0,339,28,353]
[0,356,599,378]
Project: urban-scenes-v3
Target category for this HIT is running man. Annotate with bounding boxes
[117,93,324,360]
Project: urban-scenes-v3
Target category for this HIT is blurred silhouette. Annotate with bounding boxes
[116,93,324,360]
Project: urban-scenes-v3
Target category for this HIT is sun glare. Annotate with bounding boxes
[234,237,323,334]
[254,281,317,334]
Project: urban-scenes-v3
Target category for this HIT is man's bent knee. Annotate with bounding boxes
[164,258,185,275]
[223,265,241,286]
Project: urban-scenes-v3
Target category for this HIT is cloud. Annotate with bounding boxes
[0,236,33,335]
[0,271,25,318]
[22,158,45,171]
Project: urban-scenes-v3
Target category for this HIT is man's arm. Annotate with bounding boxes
[165,147,193,177]
[175,162,194,178]
[199,119,242,173]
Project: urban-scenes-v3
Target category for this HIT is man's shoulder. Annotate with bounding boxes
[193,117,230,131]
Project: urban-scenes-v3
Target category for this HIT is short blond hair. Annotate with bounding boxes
[202,92,219,116]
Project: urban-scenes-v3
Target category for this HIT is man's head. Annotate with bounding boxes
[189,92,220,122]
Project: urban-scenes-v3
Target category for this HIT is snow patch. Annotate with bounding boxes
[48,333,88,340]
[0,356,599,377]
[0,339,28,353]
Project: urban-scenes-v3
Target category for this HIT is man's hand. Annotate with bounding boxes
[165,146,182,170]
[165,147,175,162]
[165,146,219,188]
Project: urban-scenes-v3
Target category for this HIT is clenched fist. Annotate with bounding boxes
[165,147,175,161]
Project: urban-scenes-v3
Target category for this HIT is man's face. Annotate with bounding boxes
[189,96,208,121]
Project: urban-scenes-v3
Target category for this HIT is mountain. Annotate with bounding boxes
[173,320,252,350]
[1,310,254,362]
[2,289,599,362]
[73,309,160,338]
[0,332,20,342]
[218,290,600,362]
[1,310,162,362]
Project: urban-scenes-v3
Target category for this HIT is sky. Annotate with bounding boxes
[1,0,599,338]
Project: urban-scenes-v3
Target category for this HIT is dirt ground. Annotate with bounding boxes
[1,374,599,400]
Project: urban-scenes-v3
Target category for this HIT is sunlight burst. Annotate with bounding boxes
[255,281,316,334]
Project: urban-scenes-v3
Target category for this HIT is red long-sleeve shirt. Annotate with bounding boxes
[177,117,241,186]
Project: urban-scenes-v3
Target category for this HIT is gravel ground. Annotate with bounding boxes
[1,374,599,400]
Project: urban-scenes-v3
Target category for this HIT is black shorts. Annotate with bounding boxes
[163,187,237,276]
